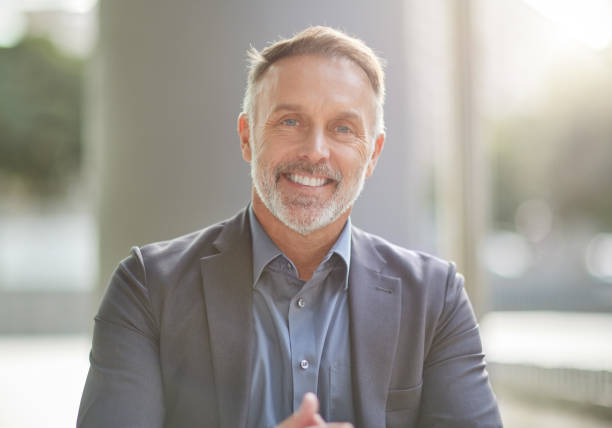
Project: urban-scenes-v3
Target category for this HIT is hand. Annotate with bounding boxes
[275,393,354,428]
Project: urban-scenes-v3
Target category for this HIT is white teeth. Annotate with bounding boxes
[288,174,327,187]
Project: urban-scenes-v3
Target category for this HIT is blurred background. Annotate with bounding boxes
[0,0,611,426]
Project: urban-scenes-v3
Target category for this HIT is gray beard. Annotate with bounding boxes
[250,156,367,236]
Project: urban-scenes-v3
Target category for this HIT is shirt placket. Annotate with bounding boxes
[287,274,319,411]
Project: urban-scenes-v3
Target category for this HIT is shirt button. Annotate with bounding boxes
[297,297,305,308]
[299,359,309,370]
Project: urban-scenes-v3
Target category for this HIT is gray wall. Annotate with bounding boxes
[92,1,436,293]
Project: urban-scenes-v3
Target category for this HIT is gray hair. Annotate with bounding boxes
[242,26,386,138]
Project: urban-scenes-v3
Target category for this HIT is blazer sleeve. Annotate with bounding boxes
[77,247,164,428]
[417,264,503,427]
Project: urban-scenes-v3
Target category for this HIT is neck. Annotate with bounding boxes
[251,191,350,281]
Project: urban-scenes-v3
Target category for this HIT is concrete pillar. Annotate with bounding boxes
[434,0,489,315]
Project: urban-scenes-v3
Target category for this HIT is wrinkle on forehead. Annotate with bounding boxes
[253,55,378,136]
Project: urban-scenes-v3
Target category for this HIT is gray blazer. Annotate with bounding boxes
[77,208,502,428]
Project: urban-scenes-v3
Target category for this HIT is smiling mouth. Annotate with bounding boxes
[284,173,333,187]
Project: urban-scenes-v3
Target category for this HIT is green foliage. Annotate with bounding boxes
[0,36,83,196]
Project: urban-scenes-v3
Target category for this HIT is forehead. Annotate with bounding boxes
[255,55,377,120]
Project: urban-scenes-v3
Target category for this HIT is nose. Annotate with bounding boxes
[299,127,330,163]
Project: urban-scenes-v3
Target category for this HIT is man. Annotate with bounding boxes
[78,26,502,428]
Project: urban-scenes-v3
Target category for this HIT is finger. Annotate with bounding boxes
[305,423,354,428]
[276,393,320,427]
[323,424,354,428]
[312,413,325,425]
[299,392,319,417]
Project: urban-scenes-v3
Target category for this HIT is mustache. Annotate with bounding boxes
[274,160,342,181]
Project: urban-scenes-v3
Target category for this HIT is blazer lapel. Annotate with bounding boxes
[200,210,254,428]
[349,233,402,428]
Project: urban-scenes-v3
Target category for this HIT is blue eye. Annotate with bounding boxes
[336,125,352,134]
[282,118,299,126]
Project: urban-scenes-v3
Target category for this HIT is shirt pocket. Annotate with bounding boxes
[385,383,422,428]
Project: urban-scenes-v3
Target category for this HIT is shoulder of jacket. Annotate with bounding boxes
[137,221,225,262]
[128,208,249,285]
[351,225,455,287]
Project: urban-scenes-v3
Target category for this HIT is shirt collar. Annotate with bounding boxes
[248,205,352,289]
[249,206,283,286]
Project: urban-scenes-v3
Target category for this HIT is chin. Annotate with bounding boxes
[275,201,350,236]
[277,209,334,236]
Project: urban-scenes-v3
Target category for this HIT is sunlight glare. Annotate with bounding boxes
[523,0,612,50]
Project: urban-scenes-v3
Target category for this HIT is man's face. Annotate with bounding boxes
[240,54,384,235]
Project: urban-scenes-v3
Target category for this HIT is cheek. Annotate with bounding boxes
[256,130,290,154]
[252,143,287,172]
[250,133,273,160]
[359,144,373,163]
[339,143,372,167]
[333,151,369,181]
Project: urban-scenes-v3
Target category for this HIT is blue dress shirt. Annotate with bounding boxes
[246,207,355,427]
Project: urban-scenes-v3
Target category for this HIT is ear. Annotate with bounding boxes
[365,133,385,178]
[238,113,252,162]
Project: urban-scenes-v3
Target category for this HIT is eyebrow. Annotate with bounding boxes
[271,104,364,123]
[334,110,363,123]
[271,104,303,114]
